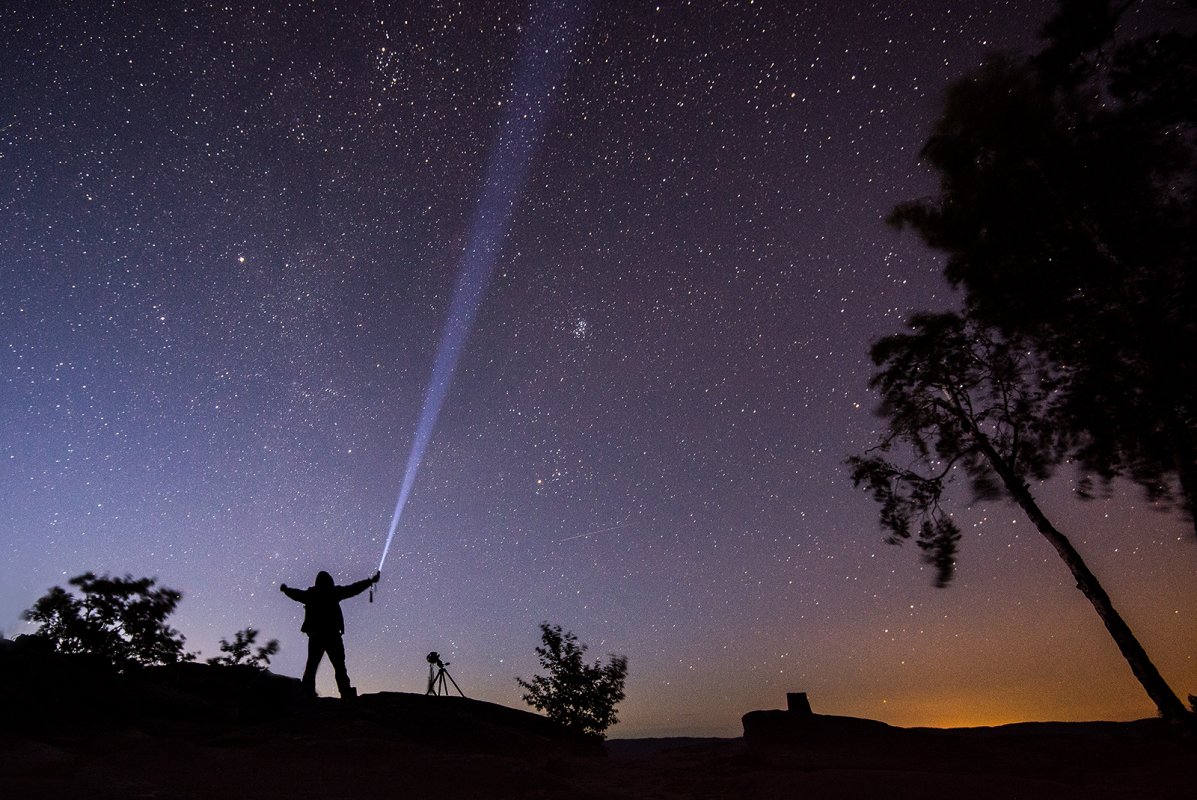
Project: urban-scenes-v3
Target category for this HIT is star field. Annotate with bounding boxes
[3,0,1194,737]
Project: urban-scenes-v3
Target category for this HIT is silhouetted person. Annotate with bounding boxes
[280,569,379,699]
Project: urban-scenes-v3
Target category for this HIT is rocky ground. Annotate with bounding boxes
[3,638,1194,799]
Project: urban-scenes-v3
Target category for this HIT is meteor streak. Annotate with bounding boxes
[558,518,633,543]
[378,1,590,572]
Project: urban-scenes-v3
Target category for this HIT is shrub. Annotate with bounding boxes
[207,627,279,668]
[516,623,628,738]
[22,572,191,671]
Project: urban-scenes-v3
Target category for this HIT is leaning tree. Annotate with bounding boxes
[849,312,1190,723]
[888,0,1197,531]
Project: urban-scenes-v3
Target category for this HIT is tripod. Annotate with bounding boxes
[425,652,465,697]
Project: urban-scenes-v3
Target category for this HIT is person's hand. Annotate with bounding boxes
[280,583,288,592]
[372,571,380,584]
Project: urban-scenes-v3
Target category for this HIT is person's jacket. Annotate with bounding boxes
[282,571,372,636]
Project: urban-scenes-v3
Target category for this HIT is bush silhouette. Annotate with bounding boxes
[206,627,280,669]
[22,572,191,671]
[516,623,627,739]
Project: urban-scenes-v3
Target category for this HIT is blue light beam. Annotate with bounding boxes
[378,1,589,571]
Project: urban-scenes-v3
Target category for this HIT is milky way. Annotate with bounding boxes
[3,0,1194,736]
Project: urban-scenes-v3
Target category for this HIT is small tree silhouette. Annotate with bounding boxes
[516,623,628,739]
[22,572,191,671]
[206,627,279,669]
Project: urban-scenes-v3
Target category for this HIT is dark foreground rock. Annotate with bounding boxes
[3,640,1195,798]
[742,706,1197,799]
[0,637,596,755]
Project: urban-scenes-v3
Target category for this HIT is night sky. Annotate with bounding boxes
[3,0,1194,738]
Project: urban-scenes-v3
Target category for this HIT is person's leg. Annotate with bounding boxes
[327,636,354,698]
[301,636,325,697]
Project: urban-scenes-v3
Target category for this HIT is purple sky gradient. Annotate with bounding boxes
[2,0,1193,736]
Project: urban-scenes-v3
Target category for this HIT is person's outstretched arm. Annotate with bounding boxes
[337,571,380,600]
[280,583,307,602]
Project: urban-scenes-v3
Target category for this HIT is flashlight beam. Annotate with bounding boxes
[378,1,590,572]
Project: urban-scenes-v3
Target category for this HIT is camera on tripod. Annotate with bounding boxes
[425,650,464,697]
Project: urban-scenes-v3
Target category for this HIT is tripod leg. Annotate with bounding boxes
[444,669,466,698]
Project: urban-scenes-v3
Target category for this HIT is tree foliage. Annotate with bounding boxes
[849,313,1063,586]
[850,312,1191,722]
[847,0,1196,726]
[516,623,628,739]
[206,627,279,669]
[889,0,1197,528]
[22,572,191,672]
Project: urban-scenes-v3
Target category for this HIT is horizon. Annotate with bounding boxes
[3,0,1194,739]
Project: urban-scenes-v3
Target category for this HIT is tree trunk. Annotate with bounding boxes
[1170,431,1197,541]
[968,429,1191,723]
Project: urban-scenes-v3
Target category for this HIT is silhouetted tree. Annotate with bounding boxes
[22,572,191,672]
[206,627,280,669]
[516,623,628,739]
[849,312,1190,723]
[889,0,1197,531]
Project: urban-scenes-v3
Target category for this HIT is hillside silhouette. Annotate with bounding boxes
[4,635,1195,799]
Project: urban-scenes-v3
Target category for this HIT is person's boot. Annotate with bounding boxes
[341,686,357,701]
